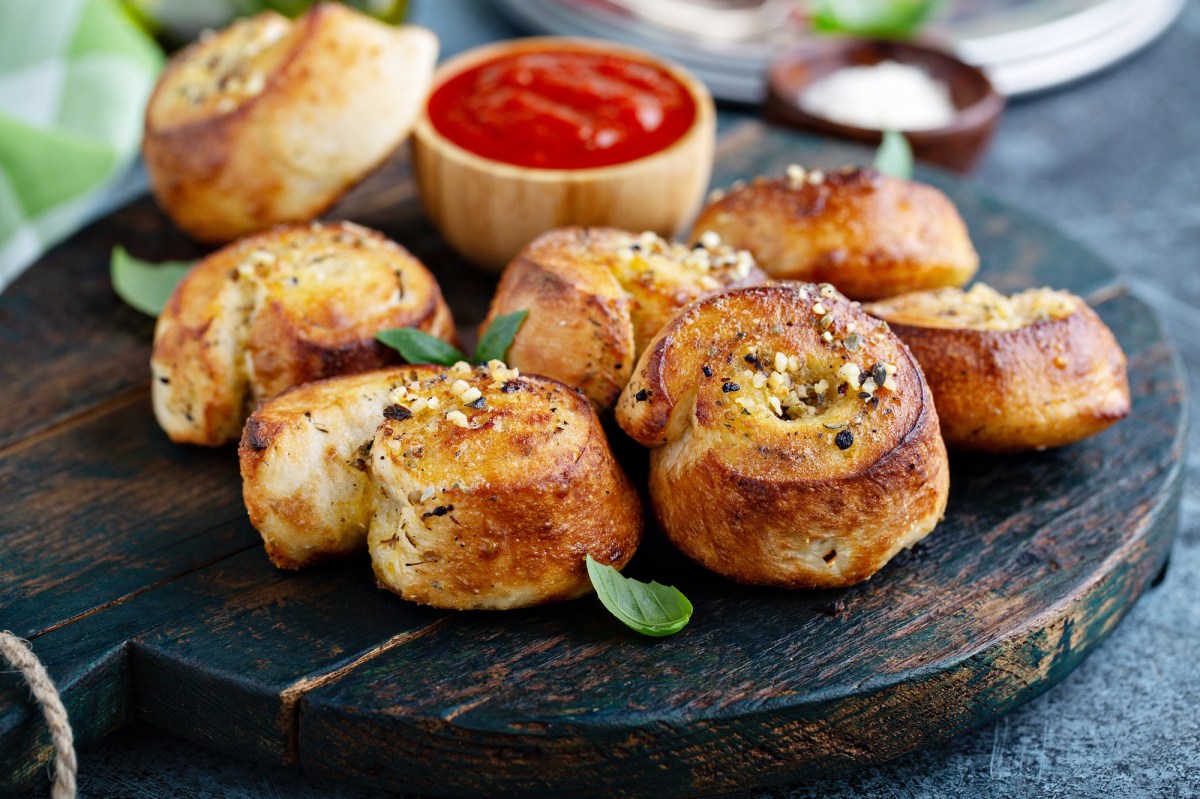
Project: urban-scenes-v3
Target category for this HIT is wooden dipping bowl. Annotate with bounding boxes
[766,39,1005,173]
[412,37,717,271]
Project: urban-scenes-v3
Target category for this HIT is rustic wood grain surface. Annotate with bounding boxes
[0,118,1184,797]
[4,3,1198,796]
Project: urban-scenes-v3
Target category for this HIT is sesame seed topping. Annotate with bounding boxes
[836,363,861,389]
[786,164,807,188]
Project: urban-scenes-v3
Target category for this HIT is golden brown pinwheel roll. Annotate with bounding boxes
[864,284,1131,451]
[240,362,642,610]
[690,166,978,300]
[152,221,455,446]
[143,3,437,242]
[617,282,949,589]
[479,227,766,411]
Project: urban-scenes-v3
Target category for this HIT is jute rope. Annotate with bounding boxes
[0,631,77,799]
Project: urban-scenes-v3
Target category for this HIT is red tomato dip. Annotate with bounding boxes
[427,49,697,170]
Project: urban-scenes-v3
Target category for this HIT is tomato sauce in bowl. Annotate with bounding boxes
[427,49,697,170]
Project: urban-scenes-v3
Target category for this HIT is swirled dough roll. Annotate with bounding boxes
[152,221,455,445]
[480,227,766,411]
[143,3,437,241]
[241,362,643,609]
[617,282,949,588]
[865,284,1131,451]
[691,166,977,301]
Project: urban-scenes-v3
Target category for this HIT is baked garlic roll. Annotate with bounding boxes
[617,282,949,589]
[865,284,1131,452]
[152,222,455,446]
[143,3,437,242]
[240,370,398,568]
[480,227,766,411]
[240,362,642,610]
[691,166,978,301]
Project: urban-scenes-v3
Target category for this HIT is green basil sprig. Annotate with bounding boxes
[110,246,194,317]
[375,328,468,365]
[377,310,528,366]
[586,555,693,637]
[810,0,943,39]
[874,130,914,180]
[474,310,530,364]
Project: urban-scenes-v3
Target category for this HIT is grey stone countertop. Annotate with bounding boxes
[63,1,1200,797]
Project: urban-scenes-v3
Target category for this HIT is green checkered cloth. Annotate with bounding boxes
[0,0,162,290]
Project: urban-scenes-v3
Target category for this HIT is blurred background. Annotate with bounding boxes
[1,0,1189,287]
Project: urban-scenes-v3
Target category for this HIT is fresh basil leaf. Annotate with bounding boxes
[473,310,528,364]
[586,555,693,637]
[110,246,194,317]
[874,129,914,180]
[376,328,466,366]
[810,0,943,39]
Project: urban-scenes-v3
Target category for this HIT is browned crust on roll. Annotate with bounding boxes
[480,226,766,411]
[369,372,642,609]
[484,230,634,410]
[152,221,456,446]
[691,168,978,301]
[240,364,643,609]
[239,368,405,569]
[143,4,437,242]
[866,291,1131,452]
[617,281,949,589]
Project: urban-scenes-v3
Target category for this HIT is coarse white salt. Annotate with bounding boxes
[800,60,956,132]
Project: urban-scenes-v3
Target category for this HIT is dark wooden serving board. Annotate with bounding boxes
[0,121,1184,799]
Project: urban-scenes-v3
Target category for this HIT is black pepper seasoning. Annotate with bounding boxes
[383,404,412,421]
[871,363,888,386]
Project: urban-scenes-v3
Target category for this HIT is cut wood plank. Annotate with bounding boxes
[0,124,1183,799]
[0,393,250,639]
[295,291,1182,798]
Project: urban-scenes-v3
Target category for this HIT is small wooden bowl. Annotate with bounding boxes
[411,37,716,271]
[765,39,1004,173]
